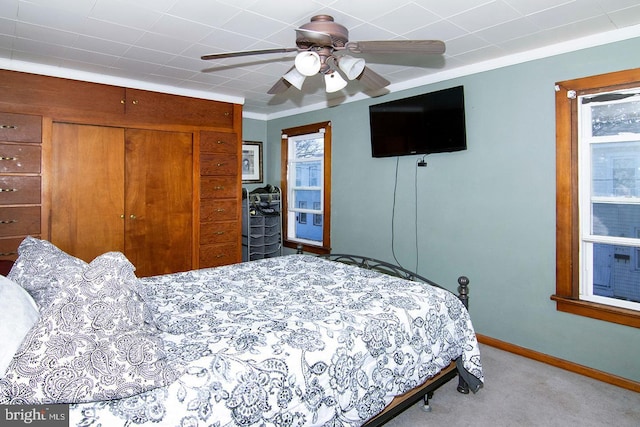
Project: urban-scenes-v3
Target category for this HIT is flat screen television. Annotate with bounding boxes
[369,85,467,158]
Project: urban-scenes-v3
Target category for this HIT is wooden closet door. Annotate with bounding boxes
[51,123,125,261]
[124,129,192,276]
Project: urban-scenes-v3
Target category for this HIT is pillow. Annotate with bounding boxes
[0,276,40,376]
[0,252,178,404]
[7,236,88,308]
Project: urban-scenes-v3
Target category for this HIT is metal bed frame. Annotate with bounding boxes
[316,253,472,426]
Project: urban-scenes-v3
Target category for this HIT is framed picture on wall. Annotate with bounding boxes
[242,141,263,183]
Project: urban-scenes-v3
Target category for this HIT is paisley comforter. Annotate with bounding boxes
[70,254,483,426]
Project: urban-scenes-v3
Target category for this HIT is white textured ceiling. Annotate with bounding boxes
[1,0,640,119]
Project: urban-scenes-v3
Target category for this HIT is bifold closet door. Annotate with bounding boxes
[51,124,193,276]
[124,129,193,276]
[51,123,125,261]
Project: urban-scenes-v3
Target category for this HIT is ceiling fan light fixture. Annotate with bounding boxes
[200,15,445,97]
[324,71,348,93]
[337,55,365,80]
[294,51,322,76]
[283,67,307,90]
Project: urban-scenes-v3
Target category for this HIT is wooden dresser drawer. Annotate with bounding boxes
[0,112,42,143]
[200,198,238,222]
[200,131,238,154]
[0,176,41,205]
[200,221,238,244]
[0,206,40,237]
[199,242,239,268]
[0,143,41,173]
[201,176,238,199]
[200,154,238,176]
[0,236,29,260]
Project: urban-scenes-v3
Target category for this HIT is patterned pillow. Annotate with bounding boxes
[0,275,40,376]
[7,236,87,309]
[0,252,178,404]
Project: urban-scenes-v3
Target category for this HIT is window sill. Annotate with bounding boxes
[551,295,640,328]
[284,240,330,255]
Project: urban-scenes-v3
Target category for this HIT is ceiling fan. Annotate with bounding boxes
[201,14,445,94]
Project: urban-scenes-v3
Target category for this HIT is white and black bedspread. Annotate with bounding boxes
[70,254,483,427]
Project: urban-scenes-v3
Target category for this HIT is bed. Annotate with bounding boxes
[0,237,483,426]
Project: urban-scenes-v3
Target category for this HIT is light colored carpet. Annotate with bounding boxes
[384,344,640,426]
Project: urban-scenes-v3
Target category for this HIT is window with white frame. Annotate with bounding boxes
[578,89,640,310]
[281,122,331,253]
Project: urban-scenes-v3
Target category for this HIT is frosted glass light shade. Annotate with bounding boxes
[283,67,307,90]
[294,51,322,76]
[324,72,347,92]
[338,55,365,80]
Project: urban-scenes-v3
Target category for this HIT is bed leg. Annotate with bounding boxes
[421,391,434,412]
[457,376,470,394]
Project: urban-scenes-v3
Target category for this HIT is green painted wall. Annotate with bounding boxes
[244,37,640,382]
[240,117,267,193]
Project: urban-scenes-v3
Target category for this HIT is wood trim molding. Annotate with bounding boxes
[554,67,640,327]
[280,121,332,254]
[550,295,640,328]
[476,334,640,393]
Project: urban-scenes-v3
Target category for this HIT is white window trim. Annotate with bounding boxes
[577,89,640,311]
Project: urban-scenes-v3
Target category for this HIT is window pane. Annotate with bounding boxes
[293,189,322,241]
[592,203,640,237]
[294,137,323,159]
[293,189,321,211]
[295,218,322,241]
[295,161,322,186]
[592,243,640,303]
[591,141,640,198]
[591,101,640,136]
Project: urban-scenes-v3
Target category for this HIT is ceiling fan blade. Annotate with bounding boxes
[267,78,292,95]
[201,47,298,60]
[356,66,390,90]
[346,40,446,55]
[295,28,333,46]
[267,66,296,94]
